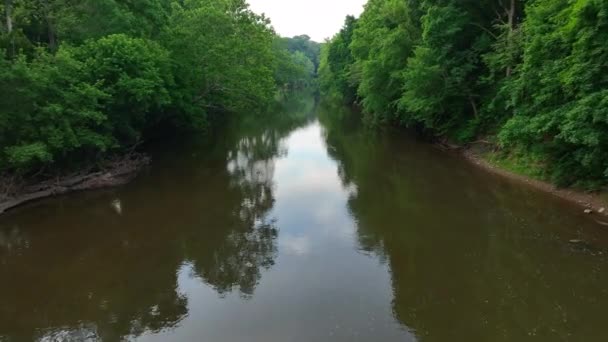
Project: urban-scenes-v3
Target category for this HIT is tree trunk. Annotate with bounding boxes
[47,22,57,51]
[505,0,516,77]
[41,0,57,51]
[469,96,479,118]
[4,0,12,33]
[507,0,516,31]
[4,0,14,57]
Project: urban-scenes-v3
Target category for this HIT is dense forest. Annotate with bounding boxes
[0,0,319,179]
[320,0,608,189]
[2,0,606,192]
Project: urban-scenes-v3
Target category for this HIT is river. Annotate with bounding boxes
[1,95,608,341]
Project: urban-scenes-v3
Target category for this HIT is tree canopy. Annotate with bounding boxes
[0,0,320,176]
[320,0,608,189]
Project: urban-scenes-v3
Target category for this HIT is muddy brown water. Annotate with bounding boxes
[1,97,607,341]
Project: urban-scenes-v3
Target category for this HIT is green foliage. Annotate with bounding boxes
[11,0,171,44]
[321,16,358,103]
[290,51,315,83]
[350,0,422,123]
[0,0,311,176]
[75,34,173,144]
[499,0,608,188]
[161,0,277,118]
[484,147,548,181]
[282,35,321,72]
[320,0,608,188]
[274,37,318,92]
[0,49,109,171]
[399,2,479,134]
[0,35,170,172]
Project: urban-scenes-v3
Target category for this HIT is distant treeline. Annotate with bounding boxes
[0,0,320,176]
[320,0,608,189]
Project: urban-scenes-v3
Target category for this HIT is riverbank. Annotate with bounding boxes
[460,146,608,222]
[0,153,149,215]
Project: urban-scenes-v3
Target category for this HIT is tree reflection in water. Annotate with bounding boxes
[318,100,608,342]
[183,94,314,297]
[0,95,315,341]
[187,132,282,297]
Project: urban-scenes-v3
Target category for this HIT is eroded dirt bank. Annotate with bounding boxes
[0,154,149,215]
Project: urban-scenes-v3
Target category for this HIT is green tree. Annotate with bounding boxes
[499,0,608,187]
[350,0,421,123]
[283,34,321,72]
[162,0,277,120]
[0,48,108,172]
[74,34,173,145]
[322,15,358,103]
[398,1,488,138]
[273,37,317,92]
[1,0,299,177]
[321,0,608,188]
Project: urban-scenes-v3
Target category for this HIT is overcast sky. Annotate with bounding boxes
[247,0,367,42]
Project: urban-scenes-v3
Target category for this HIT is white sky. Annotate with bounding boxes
[247,0,367,42]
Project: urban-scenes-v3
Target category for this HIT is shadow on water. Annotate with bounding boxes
[0,95,316,341]
[318,100,608,341]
